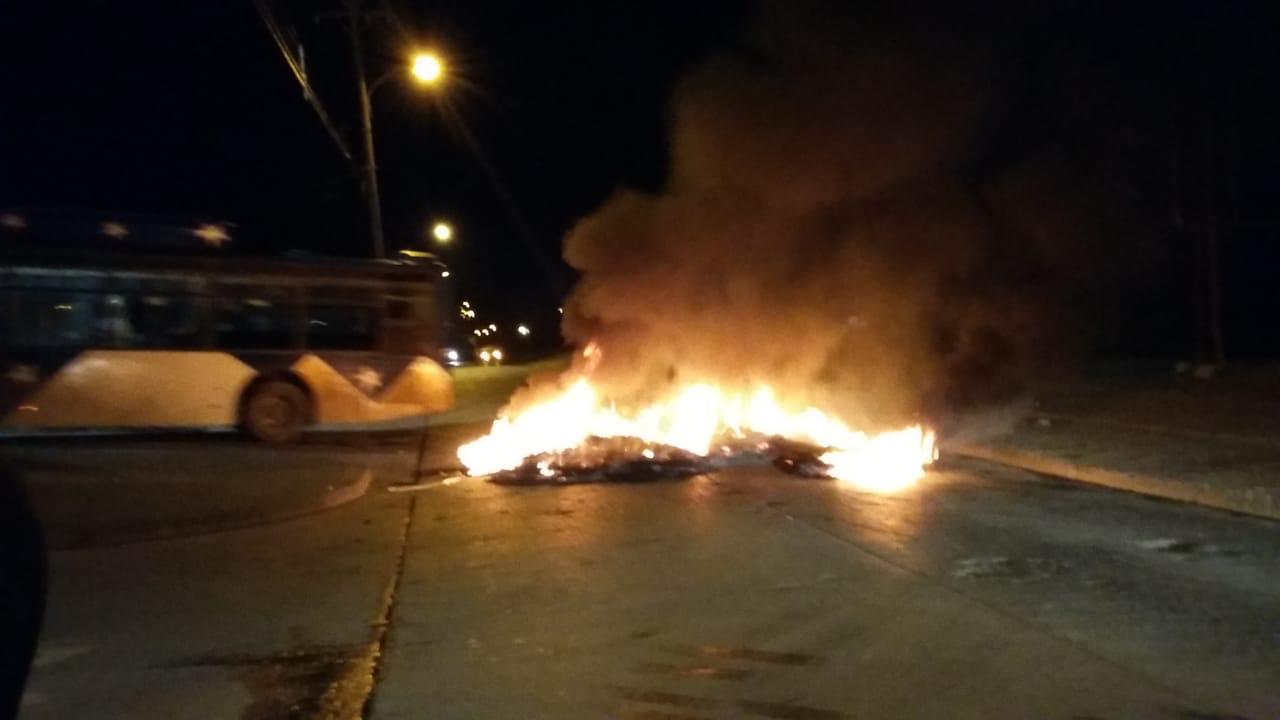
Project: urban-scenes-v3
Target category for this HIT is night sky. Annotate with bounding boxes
[0,0,749,337]
[2,1,1279,357]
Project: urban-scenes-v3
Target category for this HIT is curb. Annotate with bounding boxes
[1031,411,1280,449]
[50,468,375,550]
[946,444,1280,522]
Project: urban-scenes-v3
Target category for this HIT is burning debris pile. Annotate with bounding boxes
[457,346,937,493]
[456,2,1139,490]
[482,439,719,486]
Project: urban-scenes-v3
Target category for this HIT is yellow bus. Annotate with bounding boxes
[0,250,455,441]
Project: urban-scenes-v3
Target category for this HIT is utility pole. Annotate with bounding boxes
[1197,24,1226,367]
[348,0,386,259]
[318,3,441,260]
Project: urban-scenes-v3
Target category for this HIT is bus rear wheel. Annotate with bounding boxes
[241,380,311,443]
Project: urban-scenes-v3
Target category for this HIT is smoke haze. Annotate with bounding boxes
[550,1,1170,433]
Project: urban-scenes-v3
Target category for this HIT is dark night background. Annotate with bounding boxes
[1,1,1278,359]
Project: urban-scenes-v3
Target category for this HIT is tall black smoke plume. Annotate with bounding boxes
[550,1,1169,433]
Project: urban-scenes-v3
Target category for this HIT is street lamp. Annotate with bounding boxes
[354,45,447,259]
[431,221,453,244]
[411,52,444,84]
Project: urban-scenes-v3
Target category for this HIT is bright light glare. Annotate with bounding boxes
[432,222,453,243]
[479,350,491,362]
[492,349,503,361]
[441,270,451,278]
[445,349,459,361]
[411,52,444,84]
[517,324,531,336]
[457,379,937,492]
[488,323,497,331]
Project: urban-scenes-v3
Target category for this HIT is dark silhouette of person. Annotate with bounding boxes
[0,462,45,719]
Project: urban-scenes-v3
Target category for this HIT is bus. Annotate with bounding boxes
[0,248,455,442]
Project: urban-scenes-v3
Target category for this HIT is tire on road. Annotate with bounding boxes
[239,378,313,444]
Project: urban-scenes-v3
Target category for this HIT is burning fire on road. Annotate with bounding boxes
[457,345,937,493]
[455,2,1082,490]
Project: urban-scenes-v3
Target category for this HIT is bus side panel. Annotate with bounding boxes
[290,353,390,424]
[3,350,255,429]
[378,358,454,413]
[290,354,454,425]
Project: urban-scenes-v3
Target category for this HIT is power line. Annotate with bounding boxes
[251,0,354,163]
[438,99,570,299]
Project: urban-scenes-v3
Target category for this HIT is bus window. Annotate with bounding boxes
[383,284,441,355]
[307,304,378,350]
[96,294,135,347]
[11,291,98,348]
[0,287,15,347]
[106,276,208,349]
[214,285,300,350]
[7,268,101,348]
[115,294,206,349]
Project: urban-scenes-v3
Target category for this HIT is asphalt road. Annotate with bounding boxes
[16,367,1280,719]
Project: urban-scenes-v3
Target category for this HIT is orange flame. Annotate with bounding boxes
[457,373,937,493]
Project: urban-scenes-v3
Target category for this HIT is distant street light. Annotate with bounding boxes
[432,221,453,244]
[517,324,531,337]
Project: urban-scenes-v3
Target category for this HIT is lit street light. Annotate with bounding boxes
[411,52,444,84]
[354,42,447,259]
[432,221,453,243]
[517,324,531,337]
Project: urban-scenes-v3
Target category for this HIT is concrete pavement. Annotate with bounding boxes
[22,489,412,718]
[21,441,1280,718]
[370,457,1280,720]
[2,439,373,549]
